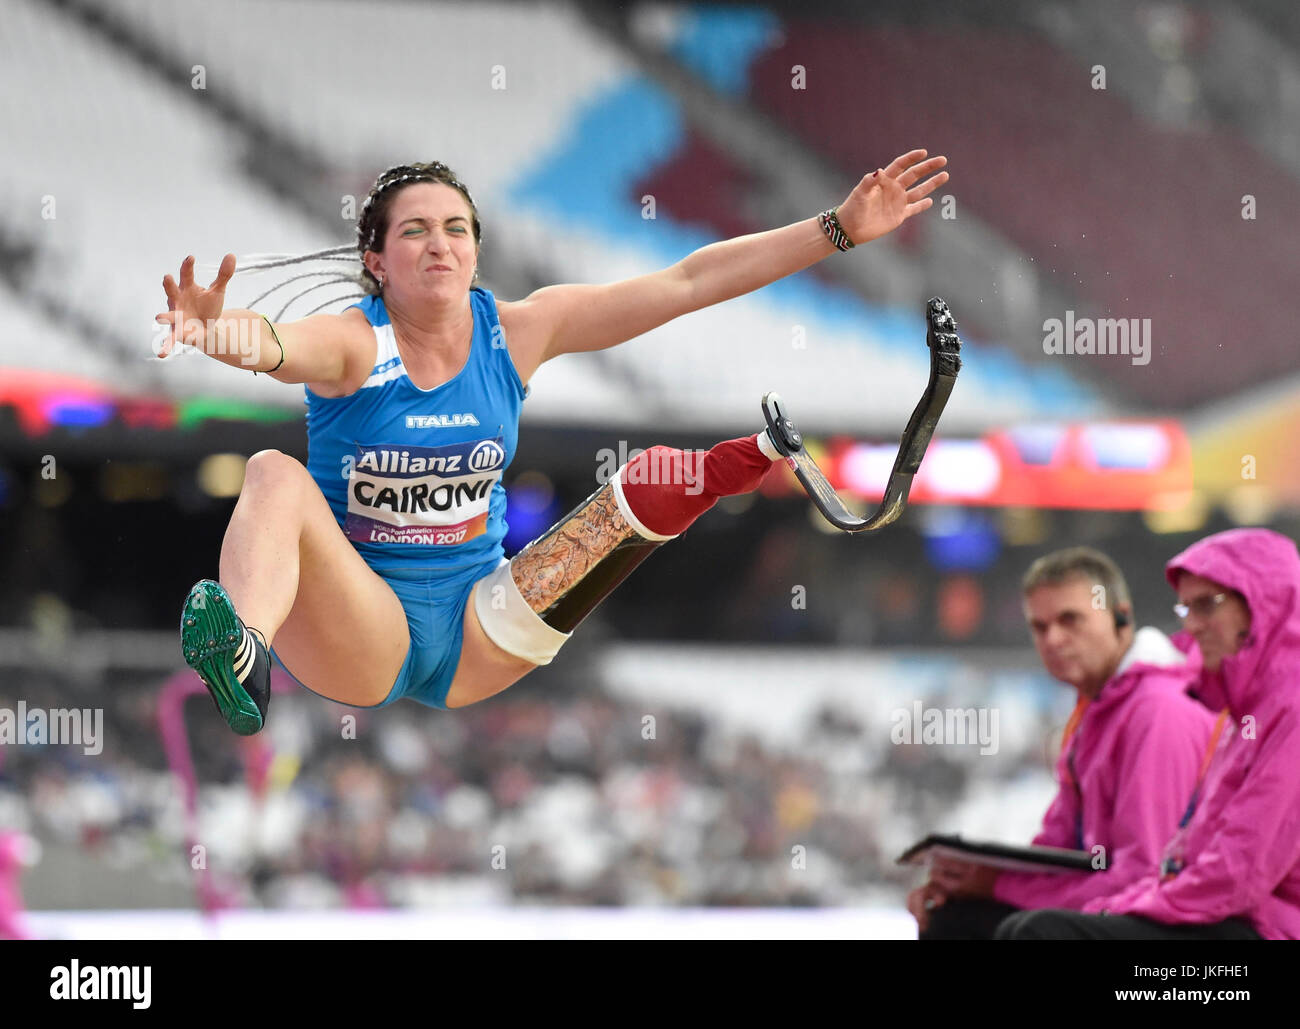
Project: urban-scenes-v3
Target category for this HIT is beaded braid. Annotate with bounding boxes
[235,245,358,271]
[217,162,482,320]
[355,161,482,296]
[225,245,365,319]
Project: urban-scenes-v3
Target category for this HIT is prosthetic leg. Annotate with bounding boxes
[763,297,962,532]
[472,296,964,665]
[471,430,783,662]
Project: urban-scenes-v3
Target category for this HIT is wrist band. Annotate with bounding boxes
[253,315,285,375]
[818,207,856,251]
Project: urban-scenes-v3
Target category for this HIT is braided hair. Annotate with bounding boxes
[356,161,482,296]
[219,161,482,319]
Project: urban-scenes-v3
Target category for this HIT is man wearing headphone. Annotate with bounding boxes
[908,546,1217,939]
[997,528,1300,940]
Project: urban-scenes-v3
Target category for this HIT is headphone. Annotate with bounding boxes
[1113,609,1130,631]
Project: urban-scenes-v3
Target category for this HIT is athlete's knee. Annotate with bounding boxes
[243,449,309,494]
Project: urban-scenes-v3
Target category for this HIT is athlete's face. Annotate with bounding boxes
[1024,577,1129,694]
[1175,571,1251,673]
[371,182,478,301]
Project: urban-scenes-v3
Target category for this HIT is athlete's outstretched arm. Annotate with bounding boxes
[502,149,947,369]
[154,254,367,388]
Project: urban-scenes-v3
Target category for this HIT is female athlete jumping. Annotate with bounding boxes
[157,151,948,734]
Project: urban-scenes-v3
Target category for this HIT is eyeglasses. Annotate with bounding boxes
[1173,593,1229,620]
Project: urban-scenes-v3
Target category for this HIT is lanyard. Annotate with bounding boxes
[1061,698,1091,850]
[1157,707,1230,881]
[1061,702,1230,857]
[1176,708,1231,829]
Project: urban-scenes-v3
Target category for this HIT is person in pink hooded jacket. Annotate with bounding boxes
[910,547,1217,939]
[997,527,1300,940]
[0,830,36,941]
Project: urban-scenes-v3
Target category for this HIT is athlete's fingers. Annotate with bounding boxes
[178,255,196,290]
[154,315,176,357]
[905,169,948,202]
[211,252,236,291]
[156,309,186,334]
[165,308,185,347]
[882,148,928,179]
[852,169,881,193]
[902,196,935,221]
[163,274,179,307]
[898,155,947,189]
[158,306,193,356]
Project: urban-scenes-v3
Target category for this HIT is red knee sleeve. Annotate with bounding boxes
[618,434,775,537]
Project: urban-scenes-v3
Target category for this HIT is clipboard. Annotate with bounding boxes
[896,833,1095,875]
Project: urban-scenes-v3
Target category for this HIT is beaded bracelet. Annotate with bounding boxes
[818,207,856,251]
[253,315,286,375]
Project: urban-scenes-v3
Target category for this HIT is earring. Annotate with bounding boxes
[377,274,385,291]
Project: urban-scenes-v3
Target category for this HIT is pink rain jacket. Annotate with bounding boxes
[993,627,1215,910]
[1080,528,1300,938]
[0,832,31,940]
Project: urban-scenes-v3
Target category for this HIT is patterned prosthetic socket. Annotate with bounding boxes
[471,480,663,665]
[512,481,662,632]
[473,433,778,664]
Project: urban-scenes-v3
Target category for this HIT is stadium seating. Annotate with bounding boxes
[7,0,1103,435]
[740,19,1300,407]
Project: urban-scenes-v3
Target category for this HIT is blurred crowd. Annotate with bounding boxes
[0,661,1059,912]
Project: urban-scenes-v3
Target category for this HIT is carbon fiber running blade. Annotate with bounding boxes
[761,296,963,533]
[761,393,867,531]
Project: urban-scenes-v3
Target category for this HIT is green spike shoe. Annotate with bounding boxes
[180,579,268,736]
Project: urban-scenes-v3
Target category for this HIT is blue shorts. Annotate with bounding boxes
[270,555,499,710]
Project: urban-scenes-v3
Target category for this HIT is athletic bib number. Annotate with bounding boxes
[344,436,505,545]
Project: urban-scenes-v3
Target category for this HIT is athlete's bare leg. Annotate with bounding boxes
[218,449,409,707]
[445,605,536,709]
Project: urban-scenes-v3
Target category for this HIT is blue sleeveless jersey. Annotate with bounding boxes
[304,287,526,574]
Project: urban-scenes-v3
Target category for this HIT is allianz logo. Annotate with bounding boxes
[406,413,480,428]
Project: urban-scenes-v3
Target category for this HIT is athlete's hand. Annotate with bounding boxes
[154,253,236,357]
[834,150,948,246]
